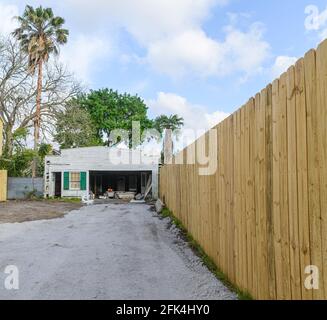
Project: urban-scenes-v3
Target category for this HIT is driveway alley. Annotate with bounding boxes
[0,203,236,300]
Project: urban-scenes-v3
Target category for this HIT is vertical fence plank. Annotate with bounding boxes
[231,113,236,285]
[259,88,269,299]
[254,93,261,297]
[224,119,230,279]
[229,116,236,284]
[272,78,284,299]
[279,73,292,299]
[244,101,253,295]
[266,84,276,300]
[234,110,241,288]
[295,58,312,300]
[248,98,257,298]
[287,66,302,300]
[240,106,247,290]
[316,40,327,299]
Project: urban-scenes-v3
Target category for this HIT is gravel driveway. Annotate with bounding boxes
[0,203,236,300]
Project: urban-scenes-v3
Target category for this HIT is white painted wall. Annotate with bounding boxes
[44,147,160,199]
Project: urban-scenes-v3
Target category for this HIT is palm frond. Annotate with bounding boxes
[12,5,69,73]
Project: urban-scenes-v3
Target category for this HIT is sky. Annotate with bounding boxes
[0,0,327,148]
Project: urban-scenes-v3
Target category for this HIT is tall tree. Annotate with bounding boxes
[55,100,101,149]
[154,115,184,164]
[13,5,69,177]
[79,89,153,147]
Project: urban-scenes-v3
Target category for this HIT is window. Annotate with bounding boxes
[70,172,81,190]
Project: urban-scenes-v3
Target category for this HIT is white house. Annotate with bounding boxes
[44,147,160,199]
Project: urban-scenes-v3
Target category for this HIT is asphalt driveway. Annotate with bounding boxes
[0,203,236,300]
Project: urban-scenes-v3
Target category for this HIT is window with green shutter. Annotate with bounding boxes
[63,172,70,190]
[80,172,87,191]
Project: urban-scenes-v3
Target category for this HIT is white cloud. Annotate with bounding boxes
[147,92,229,151]
[148,92,229,132]
[65,0,270,80]
[67,0,228,42]
[147,23,270,79]
[222,23,270,75]
[0,3,19,36]
[271,55,298,78]
[60,34,111,83]
[147,30,225,78]
[206,111,230,128]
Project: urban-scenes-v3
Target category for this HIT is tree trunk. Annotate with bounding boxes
[3,125,14,157]
[0,119,4,156]
[164,129,173,164]
[32,60,43,178]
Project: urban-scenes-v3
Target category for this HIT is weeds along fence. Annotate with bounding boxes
[160,39,327,300]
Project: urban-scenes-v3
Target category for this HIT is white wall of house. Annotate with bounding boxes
[44,147,160,199]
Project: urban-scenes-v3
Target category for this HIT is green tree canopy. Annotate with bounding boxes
[0,129,52,177]
[54,100,101,149]
[154,114,184,134]
[78,89,153,146]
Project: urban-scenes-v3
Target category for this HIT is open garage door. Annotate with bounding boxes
[89,171,152,198]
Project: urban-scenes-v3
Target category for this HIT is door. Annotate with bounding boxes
[54,172,62,197]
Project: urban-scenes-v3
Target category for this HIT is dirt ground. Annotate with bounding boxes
[0,200,83,224]
[0,203,236,300]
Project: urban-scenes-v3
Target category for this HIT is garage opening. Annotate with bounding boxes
[89,171,152,198]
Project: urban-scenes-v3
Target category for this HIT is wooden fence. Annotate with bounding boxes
[0,170,7,202]
[160,39,327,300]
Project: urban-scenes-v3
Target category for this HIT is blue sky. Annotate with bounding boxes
[1,0,327,135]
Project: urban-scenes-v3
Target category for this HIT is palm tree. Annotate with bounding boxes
[154,115,184,164]
[13,5,69,177]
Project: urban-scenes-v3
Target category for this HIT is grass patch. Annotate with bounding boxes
[46,197,82,204]
[37,198,82,203]
[161,208,253,300]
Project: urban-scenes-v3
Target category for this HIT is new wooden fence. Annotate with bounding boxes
[160,39,327,300]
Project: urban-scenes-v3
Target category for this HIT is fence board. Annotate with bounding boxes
[295,58,312,300]
[272,78,284,299]
[286,66,302,300]
[304,49,324,300]
[265,84,276,300]
[316,40,327,298]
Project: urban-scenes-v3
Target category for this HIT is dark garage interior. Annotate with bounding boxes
[89,171,151,197]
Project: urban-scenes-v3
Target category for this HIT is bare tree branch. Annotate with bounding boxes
[0,36,81,155]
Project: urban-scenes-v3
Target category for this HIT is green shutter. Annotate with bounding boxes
[80,172,87,191]
[63,172,70,190]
